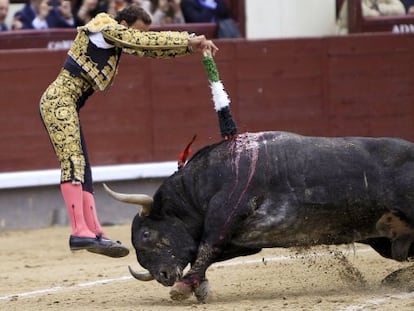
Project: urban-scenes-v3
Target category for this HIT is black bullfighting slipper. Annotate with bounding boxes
[69,235,129,258]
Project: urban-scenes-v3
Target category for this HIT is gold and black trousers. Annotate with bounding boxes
[39,69,95,192]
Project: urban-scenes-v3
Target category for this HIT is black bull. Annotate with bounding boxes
[104,131,414,302]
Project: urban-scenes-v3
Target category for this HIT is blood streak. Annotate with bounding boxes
[220,133,262,235]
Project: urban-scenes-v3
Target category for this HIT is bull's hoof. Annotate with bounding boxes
[391,235,414,262]
[170,281,193,301]
[194,279,212,303]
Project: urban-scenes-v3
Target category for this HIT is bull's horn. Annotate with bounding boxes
[103,183,153,216]
[128,265,155,281]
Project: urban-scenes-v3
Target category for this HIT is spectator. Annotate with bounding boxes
[77,0,152,24]
[401,0,414,13]
[337,0,406,34]
[73,0,109,26]
[149,0,184,25]
[180,0,230,23]
[112,0,126,11]
[13,0,75,30]
[180,0,240,38]
[0,0,9,31]
[132,0,151,11]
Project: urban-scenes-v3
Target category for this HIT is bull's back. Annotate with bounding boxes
[210,132,414,247]
[259,131,414,165]
[252,132,414,208]
[193,131,414,204]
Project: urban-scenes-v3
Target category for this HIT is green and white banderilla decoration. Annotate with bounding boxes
[202,50,238,140]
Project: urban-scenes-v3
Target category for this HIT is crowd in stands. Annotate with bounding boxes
[0,0,10,30]
[0,0,234,31]
[401,0,414,13]
[4,0,414,35]
[337,0,414,34]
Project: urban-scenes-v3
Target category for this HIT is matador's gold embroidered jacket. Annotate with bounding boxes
[65,13,193,91]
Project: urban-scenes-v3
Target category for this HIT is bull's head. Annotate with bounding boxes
[103,184,197,286]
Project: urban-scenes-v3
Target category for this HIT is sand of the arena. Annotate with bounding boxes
[1,225,414,310]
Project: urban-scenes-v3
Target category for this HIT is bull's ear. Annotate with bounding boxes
[103,183,153,216]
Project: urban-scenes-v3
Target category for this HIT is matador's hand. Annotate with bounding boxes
[188,35,218,56]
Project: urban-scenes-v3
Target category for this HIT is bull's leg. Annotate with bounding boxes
[392,235,414,261]
[170,278,211,302]
[170,245,259,302]
[170,224,257,301]
[170,242,216,302]
[194,279,211,302]
[171,209,250,302]
[376,210,414,261]
[169,280,194,301]
[170,184,259,302]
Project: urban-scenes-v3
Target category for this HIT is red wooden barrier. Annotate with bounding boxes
[1,33,414,173]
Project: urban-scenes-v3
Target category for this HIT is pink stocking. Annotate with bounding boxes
[82,191,105,237]
[60,182,95,238]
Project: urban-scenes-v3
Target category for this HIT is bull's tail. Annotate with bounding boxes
[202,52,238,140]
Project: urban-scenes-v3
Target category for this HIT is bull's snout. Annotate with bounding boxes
[158,266,182,286]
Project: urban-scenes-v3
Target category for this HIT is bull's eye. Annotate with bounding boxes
[142,230,151,242]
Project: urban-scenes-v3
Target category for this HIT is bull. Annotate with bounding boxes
[104,131,414,302]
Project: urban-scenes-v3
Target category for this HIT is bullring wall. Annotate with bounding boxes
[1,33,414,173]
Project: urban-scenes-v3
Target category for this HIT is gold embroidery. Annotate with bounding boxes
[83,13,118,33]
[68,13,191,91]
[68,30,117,91]
[39,69,90,183]
[103,28,191,58]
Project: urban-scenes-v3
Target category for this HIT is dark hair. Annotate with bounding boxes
[115,5,152,26]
